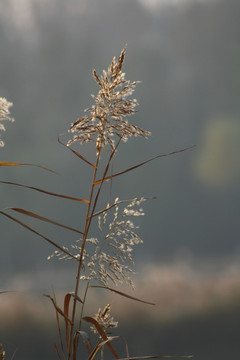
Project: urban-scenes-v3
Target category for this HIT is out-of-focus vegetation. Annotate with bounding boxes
[1,261,240,359]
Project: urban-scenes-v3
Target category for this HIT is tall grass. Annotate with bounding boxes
[0,48,194,360]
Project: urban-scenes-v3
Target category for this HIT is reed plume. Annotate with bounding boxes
[0,97,14,147]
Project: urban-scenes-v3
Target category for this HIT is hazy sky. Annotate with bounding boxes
[139,0,209,7]
[0,0,214,28]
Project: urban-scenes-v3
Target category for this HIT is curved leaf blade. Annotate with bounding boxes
[83,316,119,359]
[0,210,79,261]
[8,207,83,234]
[0,181,89,203]
[94,146,196,185]
[44,294,73,325]
[0,161,55,173]
[64,293,72,351]
[89,285,155,305]
[88,337,118,360]
[58,136,96,169]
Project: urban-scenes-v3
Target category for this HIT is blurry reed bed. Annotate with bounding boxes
[1,48,194,360]
[1,259,240,328]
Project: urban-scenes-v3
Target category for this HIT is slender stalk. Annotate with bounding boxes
[78,280,90,333]
[68,139,120,358]
[67,151,101,359]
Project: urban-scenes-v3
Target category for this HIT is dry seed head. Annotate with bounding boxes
[85,197,146,288]
[0,97,14,147]
[91,304,118,335]
[67,48,150,152]
[47,198,147,288]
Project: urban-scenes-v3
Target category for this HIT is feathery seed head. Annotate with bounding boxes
[67,48,150,153]
[0,97,14,147]
[48,198,147,289]
[91,304,118,335]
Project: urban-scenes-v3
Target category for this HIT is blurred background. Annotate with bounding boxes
[1,0,240,359]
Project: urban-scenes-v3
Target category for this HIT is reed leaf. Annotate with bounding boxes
[0,161,55,173]
[0,210,78,260]
[44,294,73,325]
[88,337,119,360]
[8,207,83,234]
[0,181,89,203]
[58,136,96,169]
[94,145,196,185]
[48,292,66,360]
[83,316,119,359]
[64,293,72,352]
[68,292,83,304]
[54,343,62,360]
[89,285,155,305]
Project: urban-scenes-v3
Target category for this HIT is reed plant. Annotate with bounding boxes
[0,48,194,360]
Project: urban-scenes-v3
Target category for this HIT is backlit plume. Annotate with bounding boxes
[67,47,151,154]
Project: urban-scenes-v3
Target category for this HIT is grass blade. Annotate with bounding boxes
[88,337,118,360]
[54,343,62,360]
[68,292,83,304]
[48,292,65,360]
[83,316,119,359]
[0,161,55,173]
[87,340,105,360]
[8,208,83,234]
[0,181,89,203]
[94,146,196,185]
[44,294,73,325]
[58,136,96,169]
[64,293,72,352]
[0,210,79,261]
[89,286,155,305]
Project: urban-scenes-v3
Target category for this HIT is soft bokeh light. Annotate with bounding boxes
[193,118,240,186]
